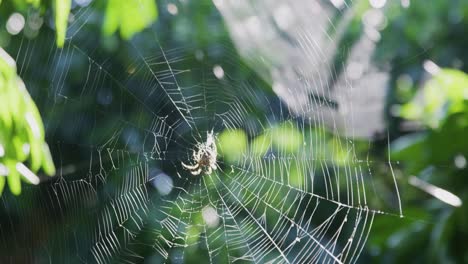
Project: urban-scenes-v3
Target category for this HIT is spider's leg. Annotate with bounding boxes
[192,167,202,176]
[206,167,212,175]
[182,162,199,170]
[211,163,217,170]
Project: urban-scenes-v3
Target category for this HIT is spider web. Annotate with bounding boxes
[0,1,403,263]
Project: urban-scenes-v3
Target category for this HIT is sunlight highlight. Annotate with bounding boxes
[16,162,40,185]
[409,176,462,207]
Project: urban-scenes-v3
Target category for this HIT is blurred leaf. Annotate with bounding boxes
[29,140,42,171]
[186,225,201,245]
[0,176,5,194]
[270,122,303,153]
[217,129,247,164]
[12,136,27,161]
[250,133,270,157]
[395,74,415,102]
[391,133,428,174]
[328,136,350,166]
[5,160,21,195]
[41,143,56,176]
[400,69,468,128]
[391,66,468,263]
[0,47,55,196]
[54,0,71,47]
[399,102,423,121]
[430,209,455,262]
[103,0,158,40]
[289,161,303,188]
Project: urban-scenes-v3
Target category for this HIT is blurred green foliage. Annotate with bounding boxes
[217,129,247,164]
[400,69,468,129]
[103,0,158,39]
[53,0,71,47]
[0,48,55,195]
[383,69,468,263]
[0,0,158,195]
[217,123,305,164]
[1,0,158,45]
[331,0,468,262]
[3,0,70,46]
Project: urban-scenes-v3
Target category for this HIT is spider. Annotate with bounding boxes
[181,131,218,176]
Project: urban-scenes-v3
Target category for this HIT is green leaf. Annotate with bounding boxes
[41,143,56,176]
[217,129,247,164]
[27,0,41,8]
[54,0,71,47]
[12,136,27,161]
[270,122,303,153]
[391,133,428,174]
[0,85,13,131]
[1,47,56,196]
[289,161,304,188]
[103,0,158,39]
[5,160,21,195]
[328,136,350,166]
[29,140,42,172]
[250,134,270,157]
[400,69,468,129]
[22,83,45,140]
[0,175,5,195]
